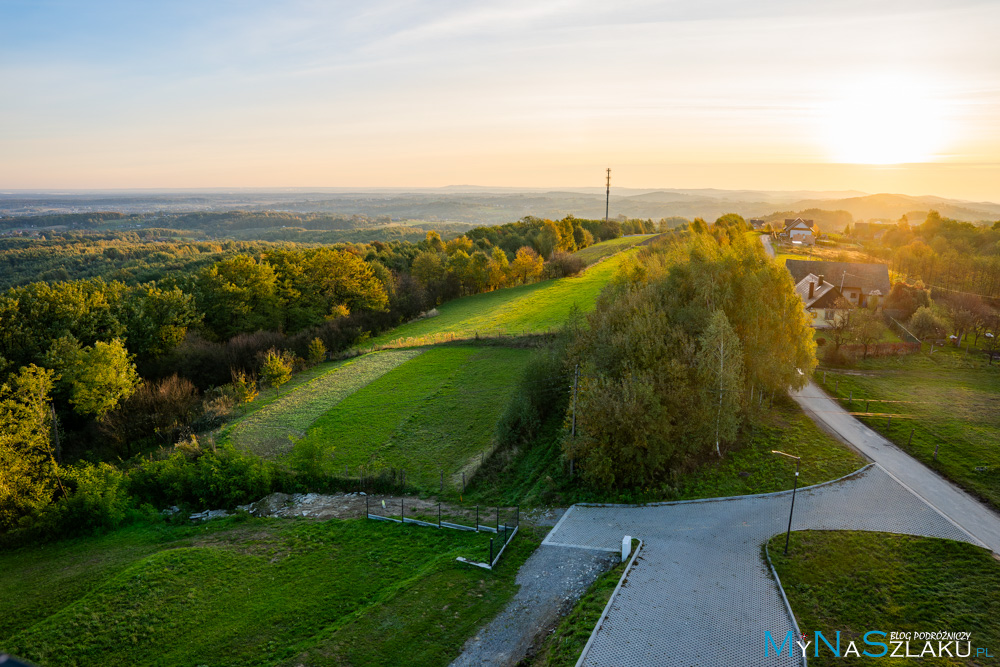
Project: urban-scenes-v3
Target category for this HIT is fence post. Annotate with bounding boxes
[401,498,404,524]
[836,379,839,392]
[848,390,852,407]
[823,371,826,384]
[908,429,914,447]
[933,442,940,461]
[490,538,494,566]
[438,502,441,529]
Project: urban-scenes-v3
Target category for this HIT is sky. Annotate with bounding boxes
[2,0,999,200]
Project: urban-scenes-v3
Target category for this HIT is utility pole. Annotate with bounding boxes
[605,167,611,224]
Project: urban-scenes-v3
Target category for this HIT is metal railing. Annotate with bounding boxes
[365,497,520,570]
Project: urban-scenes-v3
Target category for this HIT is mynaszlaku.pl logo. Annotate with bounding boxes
[764,630,994,660]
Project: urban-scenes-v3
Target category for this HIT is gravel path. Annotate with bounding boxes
[449,544,617,667]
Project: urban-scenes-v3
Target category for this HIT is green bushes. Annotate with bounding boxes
[493,346,569,450]
[128,442,275,510]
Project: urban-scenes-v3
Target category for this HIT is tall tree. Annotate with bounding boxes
[697,310,745,457]
[0,365,59,530]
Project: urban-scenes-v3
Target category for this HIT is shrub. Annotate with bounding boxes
[815,337,826,347]
[306,337,327,365]
[50,462,133,534]
[128,442,275,510]
[545,251,587,278]
[494,347,568,449]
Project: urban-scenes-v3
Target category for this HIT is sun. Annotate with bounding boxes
[821,74,950,164]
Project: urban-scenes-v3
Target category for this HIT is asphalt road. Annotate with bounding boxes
[791,379,1000,553]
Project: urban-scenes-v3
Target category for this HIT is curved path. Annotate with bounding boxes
[791,380,1000,553]
[544,465,978,666]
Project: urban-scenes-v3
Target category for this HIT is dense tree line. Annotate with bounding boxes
[565,220,814,490]
[866,211,1000,300]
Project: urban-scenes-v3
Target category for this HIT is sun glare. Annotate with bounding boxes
[821,75,950,164]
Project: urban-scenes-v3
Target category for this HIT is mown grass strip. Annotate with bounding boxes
[768,530,1000,667]
[223,349,424,458]
[296,346,533,488]
[366,250,637,349]
[571,234,656,265]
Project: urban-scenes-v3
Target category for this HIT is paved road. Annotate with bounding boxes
[791,379,1000,553]
[760,234,775,258]
[544,466,975,666]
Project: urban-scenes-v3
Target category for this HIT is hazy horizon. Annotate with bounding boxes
[3,1,999,200]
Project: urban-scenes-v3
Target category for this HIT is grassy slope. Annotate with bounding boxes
[221,349,424,458]
[296,345,533,489]
[571,234,656,265]
[2,518,539,667]
[820,345,1000,509]
[469,396,866,506]
[769,531,1000,666]
[366,249,635,348]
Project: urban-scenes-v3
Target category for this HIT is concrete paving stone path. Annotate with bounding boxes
[545,465,978,666]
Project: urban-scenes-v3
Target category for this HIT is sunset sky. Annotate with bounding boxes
[2,0,999,200]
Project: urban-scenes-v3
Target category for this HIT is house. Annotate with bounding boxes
[781,218,817,245]
[749,218,767,230]
[785,260,890,309]
[793,273,848,327]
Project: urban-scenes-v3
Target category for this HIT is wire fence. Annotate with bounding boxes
[365,498,521,570]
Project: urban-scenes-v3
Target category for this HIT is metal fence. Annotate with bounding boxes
[365,498,520,570]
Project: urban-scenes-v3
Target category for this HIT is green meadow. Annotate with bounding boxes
[0,518,538,667]
[769,531,1000,667]
[366,247,637,348]
[293,345,533,489]
[821,344,1000,510]
[222,349,424,458]
[571,234,656,265]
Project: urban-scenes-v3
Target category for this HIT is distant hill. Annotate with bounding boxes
[2,188,997,228]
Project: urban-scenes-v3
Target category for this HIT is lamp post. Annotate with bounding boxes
[772,450,801,556]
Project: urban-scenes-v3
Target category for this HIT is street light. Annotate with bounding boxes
[772,450,801,556]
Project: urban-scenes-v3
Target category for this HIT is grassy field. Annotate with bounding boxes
[0,517,538,667]
[468,396,867,506]
[773,243,875,266]
[769,531,1000,666]
[366,249,636,349]
[222,349,424,458]
[294,345,533,490]
[819,344,1000,509]
[571,234,656,265]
